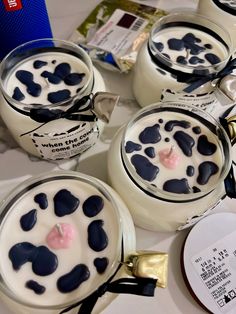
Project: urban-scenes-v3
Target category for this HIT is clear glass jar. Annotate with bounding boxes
[107,102,232,232]
[132,12,233,107]
[0,39,106,160]
[198,0,236,53]
[0,171,136,314]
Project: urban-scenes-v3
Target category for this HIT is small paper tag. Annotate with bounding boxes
[3,0,22,11]
[191,229,236,313]
[88,9,148,57]
[31,122,99,160]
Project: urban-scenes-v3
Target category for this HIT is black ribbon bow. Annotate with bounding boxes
[29,94,96,123]
[59,239,157,314]
[219,117,236,198]
[147,44,236,93]
[60,277,157,314]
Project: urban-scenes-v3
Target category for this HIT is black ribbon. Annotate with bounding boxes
[59,240,157,314]
[147,44,236,93]
[219,117,236,198]
[29,94,96,123]
[20,94,96,137]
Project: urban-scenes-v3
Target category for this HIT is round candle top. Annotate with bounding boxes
[124,110,224,195]
[0,177,120,307]
[5,52,90,106]
[152,26,228,67]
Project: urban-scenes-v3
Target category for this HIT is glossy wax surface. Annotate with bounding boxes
[124,110,223,195]
[0,178,120,307]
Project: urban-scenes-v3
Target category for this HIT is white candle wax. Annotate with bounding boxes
[5,52,90,105]
[107,103,231,231]
[124,110,223,192]
[0,173,136,314]
[0,40,106,160]
[132,14,231,107]
[198,0,236,52]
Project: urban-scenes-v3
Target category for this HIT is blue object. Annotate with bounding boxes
[0,0,53,60]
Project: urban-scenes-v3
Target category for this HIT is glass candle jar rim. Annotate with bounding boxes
[121,101,232,202]
[0,170,123,310]
[0,38,94,110]
[149,11,233,71]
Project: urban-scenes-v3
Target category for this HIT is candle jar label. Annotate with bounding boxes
[29,121,99,160]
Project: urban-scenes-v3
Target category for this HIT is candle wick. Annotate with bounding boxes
[167,146,174,157]
[55,223,64,237]
[44,77,50,87]
[186,48,190,60]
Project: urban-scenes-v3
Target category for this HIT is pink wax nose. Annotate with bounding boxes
[158,147,181,169]
[46,223,76,249]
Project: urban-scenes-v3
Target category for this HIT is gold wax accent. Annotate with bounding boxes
[125,251,168,288]
[227,115,236,141]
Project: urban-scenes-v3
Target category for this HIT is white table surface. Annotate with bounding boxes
[1,1,236,313]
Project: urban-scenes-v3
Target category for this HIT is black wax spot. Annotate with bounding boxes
[182,33,196,43]
[64,73,85,86]
[165,137,170,142]
[197,161,219,185]
[12,87,25,101]
[144,147,156,158]
[186,165,195,177]
[16,70,42,97]
[204,43,213,49]
[34,193,48,209]
[163,178,190,194]
[174,131,195,157]
[185,42,205,55]
[41,71,61,84]
[197,135,217,155]
[167,38,185,51]
[154,42,164,52]
[125,141,142,153]
[94,257,109,274]
[159,119,163,123]
[9,242,36,271]
[20,209,37,231]
[139,124,161,144]
[32,246,58,276]
[205,53,221,65]
[88,220,108,252]
[25,280,46,295]
[52,60,56,64]
[195,38,201,43]
[57,264,90,293]
[164,120,191,132]
[131,154,159,181]
[192,126,201,134]
[33,60,48,69]
[189,56,205,64]
[76,87,82,93]
[83,195,104,217]
[54,63,71,79]
[176,56,187,64]
[54,189,79,217]
[193,186,201,193]
[47,89,71,103]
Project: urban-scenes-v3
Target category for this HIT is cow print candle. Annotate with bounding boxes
[132,12,232,107]
[0,39,106,160]
[108,102,232,231]
[0,172,122,310]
